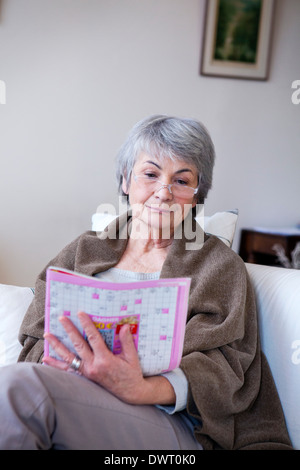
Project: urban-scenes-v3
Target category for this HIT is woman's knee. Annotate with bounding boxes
[0,363,56,449]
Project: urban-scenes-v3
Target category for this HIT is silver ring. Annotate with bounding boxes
[69,356,82,373]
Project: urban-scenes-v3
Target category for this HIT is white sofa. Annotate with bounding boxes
[1,212,299,449]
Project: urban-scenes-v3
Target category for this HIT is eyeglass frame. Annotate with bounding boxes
[132,172,199,197]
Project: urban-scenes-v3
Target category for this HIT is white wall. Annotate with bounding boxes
[0,0,299,286]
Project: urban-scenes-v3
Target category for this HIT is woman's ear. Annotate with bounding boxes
[121,175,129,195]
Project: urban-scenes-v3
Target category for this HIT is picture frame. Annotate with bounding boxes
[200,0,275,80]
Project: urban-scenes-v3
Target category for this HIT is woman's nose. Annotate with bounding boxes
[154,183,173,200]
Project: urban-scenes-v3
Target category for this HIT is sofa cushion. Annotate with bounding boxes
[246,263,300,450]
[0,284,34,366]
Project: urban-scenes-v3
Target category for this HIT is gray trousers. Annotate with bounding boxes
[0,363,202,450]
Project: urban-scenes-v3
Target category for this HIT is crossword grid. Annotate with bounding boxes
[48,281,179,375]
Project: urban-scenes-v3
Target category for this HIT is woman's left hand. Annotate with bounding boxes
[43,311,149,404]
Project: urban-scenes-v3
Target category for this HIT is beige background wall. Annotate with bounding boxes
[0,0,299,286]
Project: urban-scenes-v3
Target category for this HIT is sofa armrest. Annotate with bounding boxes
[246,263,300,450]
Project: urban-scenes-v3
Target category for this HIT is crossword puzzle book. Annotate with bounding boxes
[44,266,191,376]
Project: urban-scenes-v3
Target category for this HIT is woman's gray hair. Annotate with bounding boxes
[115,115,216,204]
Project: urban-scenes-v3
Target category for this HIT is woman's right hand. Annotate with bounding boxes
[43,311,175,406]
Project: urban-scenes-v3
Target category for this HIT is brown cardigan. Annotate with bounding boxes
[18,214,292,450]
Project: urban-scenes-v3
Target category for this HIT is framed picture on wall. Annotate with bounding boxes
[200,0,275,80]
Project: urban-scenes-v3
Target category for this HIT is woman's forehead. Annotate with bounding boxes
[134,151,198,173]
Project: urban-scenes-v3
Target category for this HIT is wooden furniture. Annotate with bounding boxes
[239,228,300,266]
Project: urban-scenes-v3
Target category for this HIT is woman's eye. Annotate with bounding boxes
[175,179,188,186]
[145,173,158,179]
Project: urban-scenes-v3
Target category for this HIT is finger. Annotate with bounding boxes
[118,325,139,365]
[43,332,75,367]
[43,354,71,371]
[77,311,112,356]
[59,315,93,362]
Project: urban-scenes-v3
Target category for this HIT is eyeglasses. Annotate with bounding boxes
[133,173,198,198]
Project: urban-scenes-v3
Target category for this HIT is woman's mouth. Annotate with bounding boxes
[145,205,171,214]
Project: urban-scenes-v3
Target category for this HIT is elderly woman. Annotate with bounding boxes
[0,115,292,450]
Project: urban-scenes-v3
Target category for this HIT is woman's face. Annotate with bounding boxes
[122,152,199,237]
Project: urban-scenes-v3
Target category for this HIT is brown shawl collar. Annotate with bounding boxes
[18,212,292,450]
